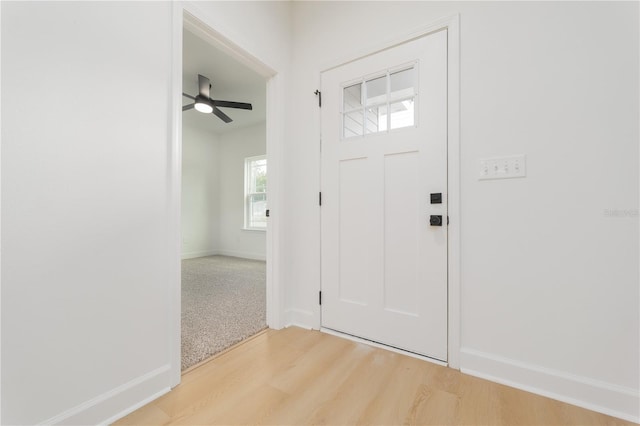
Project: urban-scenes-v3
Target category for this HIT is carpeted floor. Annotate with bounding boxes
[181,255,266,370]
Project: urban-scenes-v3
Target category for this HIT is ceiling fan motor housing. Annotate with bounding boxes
[194,95,214,113]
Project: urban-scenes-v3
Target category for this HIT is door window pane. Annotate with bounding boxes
[390,67,415,101]
[366,104,388,133]
[389,99,414,130]
[248,193,267,228]
[365,76,386,105]
[344,110,364,138]
[343,83,362,111]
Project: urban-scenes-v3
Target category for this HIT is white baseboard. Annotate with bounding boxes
[181,249,266,261]
[216,249,266,261]
[181,249,217,259]
[285,308,314,329]
[39,364,171,425]
[460,348,640,423]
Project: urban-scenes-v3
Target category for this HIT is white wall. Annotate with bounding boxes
[181,121,266,261]
[1,2,173,424]
[218,123,267,260]
[181,124,220,259]
[287,1,639,422]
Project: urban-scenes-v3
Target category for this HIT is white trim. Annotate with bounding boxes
[320,15,461,74]
[181,249,218,260]
[445,14,461,371]
[39,365,171,425]
[0,1,3,421]
[285,308,315,329]
[181,250,266,261]
[182,7,275,80]
[264,72,285,330]
[321,328,448,367]
[101,388,170,426]
[317,14,462,369]
[168,0,184,389]
[216,250,266,262]
[461,348,640,424]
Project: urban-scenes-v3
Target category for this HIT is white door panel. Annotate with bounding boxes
[321,29,448,360]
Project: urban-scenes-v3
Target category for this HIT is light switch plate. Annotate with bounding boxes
[479,155,526,180]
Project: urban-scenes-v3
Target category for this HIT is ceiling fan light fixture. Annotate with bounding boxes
[183,75,252,123]
[194,97,213,114]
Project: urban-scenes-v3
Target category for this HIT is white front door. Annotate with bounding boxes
[320,29,448,361]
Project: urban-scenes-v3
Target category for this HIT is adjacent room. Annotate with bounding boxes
[181,28,268,371]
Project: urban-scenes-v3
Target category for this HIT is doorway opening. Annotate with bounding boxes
[180,17,269,372]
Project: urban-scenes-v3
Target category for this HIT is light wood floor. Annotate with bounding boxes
[116,327,634,425]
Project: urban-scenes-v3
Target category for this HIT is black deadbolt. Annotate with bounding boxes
[430,215,443,226]
[430,193,442,204]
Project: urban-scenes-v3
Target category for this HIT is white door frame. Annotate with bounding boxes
[318,15,460,369]
[168,1,285,386]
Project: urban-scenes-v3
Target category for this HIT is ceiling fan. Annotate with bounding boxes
[182,74,252,123]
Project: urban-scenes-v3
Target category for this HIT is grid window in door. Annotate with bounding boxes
[244,155,267,230]
[342,64,417,139]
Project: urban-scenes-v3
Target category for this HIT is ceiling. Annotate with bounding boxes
[182,29,266,135]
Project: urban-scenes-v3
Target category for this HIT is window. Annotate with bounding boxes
[342,64,417,139]
[244,155,267,230]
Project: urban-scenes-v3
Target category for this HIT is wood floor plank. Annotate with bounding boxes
[455,374,505,425]
[160,358,294,421]
[263,342,373,425]
[115,327,637,426]
[161,331,323,424]
[305,349,402,425]
[267,331,353,393]
[114,403,171,426]
[356,354,438,425]
[209,384,289,425]
[409,385,460,426]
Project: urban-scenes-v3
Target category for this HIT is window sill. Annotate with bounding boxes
[242,227,266,233]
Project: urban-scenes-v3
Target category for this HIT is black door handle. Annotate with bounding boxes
[430,215,442,226]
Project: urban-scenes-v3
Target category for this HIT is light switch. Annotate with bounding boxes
[479,155,526,180]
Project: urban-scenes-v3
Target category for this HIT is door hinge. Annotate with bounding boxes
[447,216,450,225]
[266,209,270,218]
[314,89,322,107]
[319,192,322,206]
[319,291,322,305]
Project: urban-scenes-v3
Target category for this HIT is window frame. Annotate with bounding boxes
[341,61,419,140]
[243,155,268,231]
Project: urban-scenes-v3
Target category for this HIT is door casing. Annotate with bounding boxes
[169,1,286,387]
[317,15,461,369]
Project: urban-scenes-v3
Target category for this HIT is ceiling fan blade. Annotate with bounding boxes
[213,100,253,110]
[182,93,196,100]
[212,106,232,123]
[198,74,210,98]
[182,103,195,111]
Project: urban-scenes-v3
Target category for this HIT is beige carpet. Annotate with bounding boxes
[181,255,266,370]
